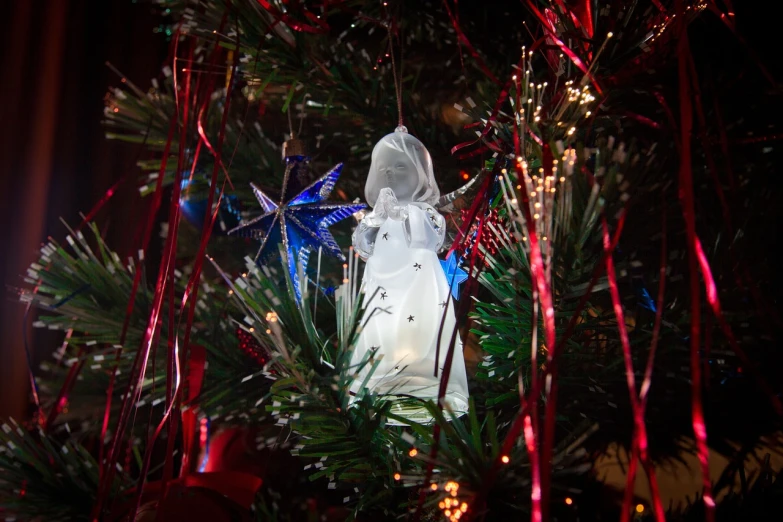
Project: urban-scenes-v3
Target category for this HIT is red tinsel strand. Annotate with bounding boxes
[703,3,776,87]
[676,7,716,518]
[256,0,329,34]
[533,144,558,521]
[126,54,193,521]
[471,212,628,518]
[522,408,542,522]
[180,345,207,475]
[710,92,737,191]
[441,0,501,85]
[44,346,85,430]
[169,23,241,489]
[44,117,157,436]
[523,0,604,95]
[161,39,195,493]
[601,218,664,522]
[694,238,783,415]
[686,49,733,233]
[450,58,518,158]
[91,96,179,522]
[179,42,240,374]
[96,12,225,516]
[416,189,493,522]
[512,71,542,522]
[620,198,670,521]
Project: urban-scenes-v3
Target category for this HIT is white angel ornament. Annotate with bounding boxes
[350,126,469,424]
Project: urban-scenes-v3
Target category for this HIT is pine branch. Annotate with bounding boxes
[0,419,132,521]
[20,222,269,430]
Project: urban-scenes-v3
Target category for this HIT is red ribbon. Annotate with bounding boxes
[122,471,263,512]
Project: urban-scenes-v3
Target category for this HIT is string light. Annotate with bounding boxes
[636,504,645,513]
[501,455,510,464]
[565,497,573,505]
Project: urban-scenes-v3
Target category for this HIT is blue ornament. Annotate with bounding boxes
[230,159,365,301]
[179,177,242,235]
[440,253,469,300]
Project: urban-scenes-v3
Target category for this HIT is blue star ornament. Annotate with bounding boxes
[440,253,469,300]
[230,162,365,300]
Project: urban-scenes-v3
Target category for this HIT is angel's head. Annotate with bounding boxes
[365,127,440,207]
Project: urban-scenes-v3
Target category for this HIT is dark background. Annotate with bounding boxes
[0,1,168,419]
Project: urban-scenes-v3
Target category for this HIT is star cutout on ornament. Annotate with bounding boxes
[440,253,469,300]
[413,262,422,271]
[380,291,387,300]
[382,232,389,240]
[407,315,415,322]
[229,162,365,301]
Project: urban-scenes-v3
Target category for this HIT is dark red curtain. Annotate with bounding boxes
[0,1,167,419]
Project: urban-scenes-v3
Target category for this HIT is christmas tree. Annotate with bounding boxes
[2,1,782,521]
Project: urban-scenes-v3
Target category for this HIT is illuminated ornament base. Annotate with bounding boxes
[379,386,469,427]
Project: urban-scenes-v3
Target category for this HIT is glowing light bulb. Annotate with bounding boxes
[394,473,401,480]
[636,504,644,513]
[565,497,573,505]
[501,455,510,463]
[409,449,418,457]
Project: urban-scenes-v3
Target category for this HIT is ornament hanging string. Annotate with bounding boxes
[382,2,404,129]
